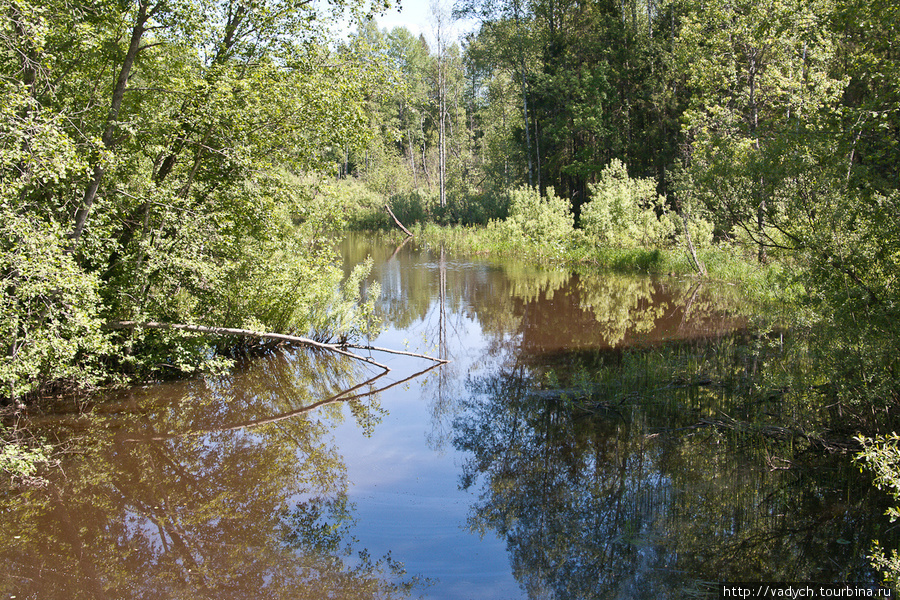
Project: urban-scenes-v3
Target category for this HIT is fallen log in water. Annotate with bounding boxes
[104,321,452,372]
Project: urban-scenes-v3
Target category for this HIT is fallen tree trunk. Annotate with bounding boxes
[345,343,450,364]
[104,321,391,371]
[385,204,413,237]
[104,321,451,370]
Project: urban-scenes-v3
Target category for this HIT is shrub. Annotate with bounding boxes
[500,186,574,251]
[325,179,389,230]
[389,190,437,225]
[581,159,676,248]
[0,211,109,402]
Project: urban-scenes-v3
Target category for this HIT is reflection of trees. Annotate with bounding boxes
[426,244,459,451]
[454,367,682,599]
[577,275,665,346]
[341,235,755,458]
[453,347,893,599]
[342,235,753,363]
[1,350,424,599]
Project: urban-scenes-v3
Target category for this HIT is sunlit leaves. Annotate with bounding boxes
[0,0,398,395]
[582,159,676,248]
[675,0,848,253]
[495,185,574,253]
[0,210,109,399]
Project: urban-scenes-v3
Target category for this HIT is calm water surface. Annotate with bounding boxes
[1,235,890,599]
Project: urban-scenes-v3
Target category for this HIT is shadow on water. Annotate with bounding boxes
[453,352,894,598]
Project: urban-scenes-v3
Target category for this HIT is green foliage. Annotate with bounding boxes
[332,177,512,231]
[678,215,715,251]
[390,190,439,225]
[449,188,511,224]
[674,0,847,260]
[496,186,574,252]
[0,0,398,399]
[387,187,513,226]
[307,257,382,343]
[0,210,109,399]
[857,435,900,587]
[327,179,391,230]
[582,159,676,248]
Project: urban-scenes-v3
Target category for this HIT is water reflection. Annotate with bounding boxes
[452,346,890,598]
[4,235,894,599]
[1,350,424,599]
[342,234,749,359]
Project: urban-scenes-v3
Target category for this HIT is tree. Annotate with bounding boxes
[0,0,394,401]
[432,0,450,207]
[455,0,540,187]
[675,0,845,261]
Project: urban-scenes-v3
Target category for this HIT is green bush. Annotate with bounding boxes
[389,190,437,225]
[0,210,109,401]
[442,188,511,225]
[325,179,390,230]
[581,159,676,248]
[498,186,574,251]
[678,216,715,250]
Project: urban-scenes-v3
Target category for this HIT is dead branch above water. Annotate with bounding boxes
[384,204,413,237]
[104,321,450,370]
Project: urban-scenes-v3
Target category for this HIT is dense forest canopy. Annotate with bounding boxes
[1,0,393,400]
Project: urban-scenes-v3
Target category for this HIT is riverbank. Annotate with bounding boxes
[331,180,798,304]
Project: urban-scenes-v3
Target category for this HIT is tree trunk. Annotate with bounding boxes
[408,127,418,187]
[104,321,449,365]
[749,52,767,263]
[439,58,447,208]
[680,210,707,277]
[69,1,151,248]
[104,321,391,370]
[520,54,534,187]
[533,110,541,191]
[385,204,413,237]
[420,117,431,186]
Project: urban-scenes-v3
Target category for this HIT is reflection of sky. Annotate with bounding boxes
[326,297,525,598]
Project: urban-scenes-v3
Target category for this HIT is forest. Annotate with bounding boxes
[1,0,899,584]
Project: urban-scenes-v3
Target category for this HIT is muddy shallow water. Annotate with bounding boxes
[1,235,889,599]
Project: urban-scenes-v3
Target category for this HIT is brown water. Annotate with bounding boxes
[1,234,890,599]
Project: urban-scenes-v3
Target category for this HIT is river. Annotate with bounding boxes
[0,234,891,599]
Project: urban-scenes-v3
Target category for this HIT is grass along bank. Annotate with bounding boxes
[329,177,798,304]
